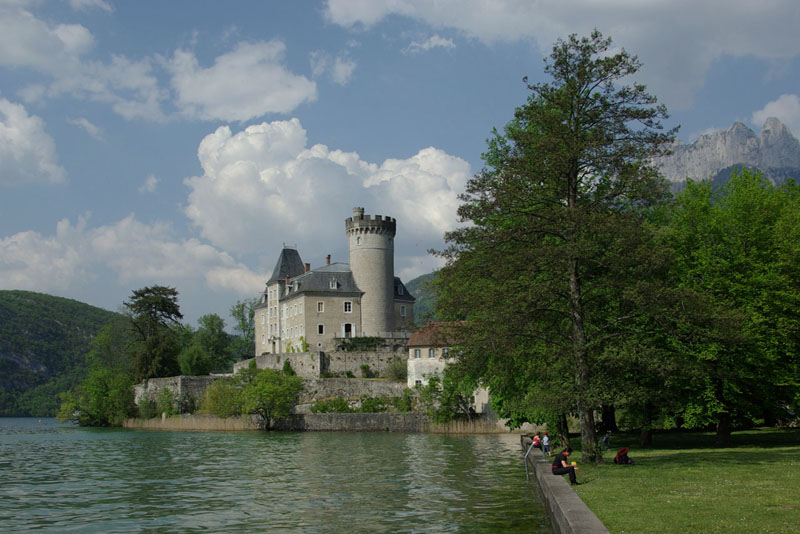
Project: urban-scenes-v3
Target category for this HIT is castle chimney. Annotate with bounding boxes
[305,263,310,273]
[353,207,364,219]
[326,255,331,265]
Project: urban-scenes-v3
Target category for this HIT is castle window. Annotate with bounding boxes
[299,303,303,314]
[329,279,337,289]
[429,348,435,359]
[356,236,361,245]
[317,301,324,313]
[415,380,422,387]
[317,324,325,335]
[344,301,352,313]
[300,325,304,336]
[261,334,265,345]
[400,305,406,317]
[442,347,449,357]
[398,285,404,296]
[414,349,421,359]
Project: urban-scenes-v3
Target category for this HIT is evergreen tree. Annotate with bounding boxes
[435,31,675,461]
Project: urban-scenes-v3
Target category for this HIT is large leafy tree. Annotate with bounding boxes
[195,313,232,372]
[229,298,256,359]
[660,169,800,444]
[435,31,675,461]
[124,286,183,380]
[241,368,304,430]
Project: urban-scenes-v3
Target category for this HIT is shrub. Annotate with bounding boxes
[156,387,177,416]
[200,378,244,417]
[311,397,352,413]
[385,358,408,381]
[138,396,158,419]
[359,364,373,378]
[282,359,296,376]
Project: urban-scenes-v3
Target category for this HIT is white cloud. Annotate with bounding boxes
[310,50,356,85]
[403,34,456,54]
[68,0,113,12]
[167,41,317,121]
[324,0,800,109]
[0,98,66,186]
[0,213,263,296]
[0,2,94,74]
[752,94,800,138]
[139,174,159,193]
[66,116,103,140]
[183,118,471,279]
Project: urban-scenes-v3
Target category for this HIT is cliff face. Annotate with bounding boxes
[655,117,800,187]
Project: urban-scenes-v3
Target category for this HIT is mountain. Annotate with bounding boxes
[0,291,124,416]
[405,272,438,324]
[655,117,800,189]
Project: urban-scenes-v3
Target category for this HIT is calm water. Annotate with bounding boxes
[0,418,550,533]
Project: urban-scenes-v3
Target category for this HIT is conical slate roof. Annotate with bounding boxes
[266,248,305,284]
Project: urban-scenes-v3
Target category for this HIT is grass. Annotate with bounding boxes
[564,428,800,534]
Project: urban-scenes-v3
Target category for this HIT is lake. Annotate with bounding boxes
[0,418,551,533]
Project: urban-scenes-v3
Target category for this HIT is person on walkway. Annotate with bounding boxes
[542,431,551,457]
[552,447,579,485]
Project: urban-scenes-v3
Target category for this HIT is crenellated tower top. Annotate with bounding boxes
[345,207,396,236]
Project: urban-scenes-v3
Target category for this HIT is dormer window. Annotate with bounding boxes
[329,279,337,289]
[398,285,404,296]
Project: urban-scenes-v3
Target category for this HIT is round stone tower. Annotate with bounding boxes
[346,207,396,336]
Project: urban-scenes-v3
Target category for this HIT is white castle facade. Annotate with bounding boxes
[253,208,416,355]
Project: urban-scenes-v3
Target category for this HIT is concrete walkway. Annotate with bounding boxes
[521,436,609,534]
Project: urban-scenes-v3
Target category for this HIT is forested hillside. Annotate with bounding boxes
[0,291,124,416]
[406,272,438,324]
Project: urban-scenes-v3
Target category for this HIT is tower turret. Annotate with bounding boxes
[346,207,396,336]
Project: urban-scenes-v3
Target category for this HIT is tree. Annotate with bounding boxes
[241,368,304,430]
[229,298,256,359]
[56,361,134,426]
[124,286,183,380]
[195,313,232,372]
[435,31,675,462]
[660,169,800,444]
[178,345,214,376]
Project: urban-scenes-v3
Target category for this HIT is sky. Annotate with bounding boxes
[2,0,800,327]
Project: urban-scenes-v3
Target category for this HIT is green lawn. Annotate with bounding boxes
[565,428,800,533]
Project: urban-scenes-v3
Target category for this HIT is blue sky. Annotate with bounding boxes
[2,0,800,327]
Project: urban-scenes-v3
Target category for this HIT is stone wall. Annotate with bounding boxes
[123,413,523,433]
[234,348,407,379]
[521,436,609,534]
[133,375,223,411]
[299,378,407,404]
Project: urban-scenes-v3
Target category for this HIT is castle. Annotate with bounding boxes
[253,208,416,355]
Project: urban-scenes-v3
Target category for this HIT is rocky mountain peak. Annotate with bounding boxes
[655,117,800,185]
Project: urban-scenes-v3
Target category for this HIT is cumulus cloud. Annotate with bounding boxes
[403,34,456,54]
[167,41,317,121]
[0,213,263,296]
[183,118,471,277]
[324,0,800,109]
[752,94,800,138]
[0,98,66,186]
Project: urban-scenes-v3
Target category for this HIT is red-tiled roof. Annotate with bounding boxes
[407,321,466,347]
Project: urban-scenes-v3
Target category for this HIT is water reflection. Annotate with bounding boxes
[0,418,550,533]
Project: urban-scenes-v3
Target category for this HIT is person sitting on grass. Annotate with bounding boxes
[552,447,579,485]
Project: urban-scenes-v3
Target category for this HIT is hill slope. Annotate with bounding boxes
[405,272,438,324]
[0,291,124,416]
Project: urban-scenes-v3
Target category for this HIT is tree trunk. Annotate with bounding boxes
[639,427,653,447]
[715,412,731,447]
[569,257,600,463]
[556,413,570,448]
[601,404,619,433]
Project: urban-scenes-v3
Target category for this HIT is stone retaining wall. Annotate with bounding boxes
[521,436,609,534]
[123,413,525,434]
[234,349,407,379]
